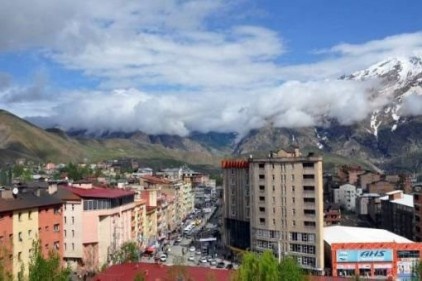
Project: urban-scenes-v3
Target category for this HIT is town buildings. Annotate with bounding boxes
[222,148,325,274]
[0,188,64,277]
[380,191,414,241]
[333,184,362,211]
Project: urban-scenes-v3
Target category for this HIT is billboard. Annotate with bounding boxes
[336,249,393,262]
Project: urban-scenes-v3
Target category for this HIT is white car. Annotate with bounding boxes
[200,257,208,263]
[160,254,167,262]
[176,237,183,242]
[195,250,202,255]
[188,256,195,262]
[189,246,196,252]
[210,259,217,266]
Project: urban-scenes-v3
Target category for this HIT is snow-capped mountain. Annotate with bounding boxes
[235,56,422,172]
[346,56,422,137]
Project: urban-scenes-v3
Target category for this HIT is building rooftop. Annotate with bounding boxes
[93,262,232,281]
[64,186,134,199]
[324,225,413,245]
[380,192,414,208]
[0,191,63,213]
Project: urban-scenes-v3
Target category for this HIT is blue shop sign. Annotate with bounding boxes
[336,249,393,262]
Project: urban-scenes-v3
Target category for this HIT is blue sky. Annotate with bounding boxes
[0,0,421,135]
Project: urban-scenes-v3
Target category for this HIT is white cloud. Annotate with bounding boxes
[281,32,422,80]
[22,79,385,137]
[1,1,422,136]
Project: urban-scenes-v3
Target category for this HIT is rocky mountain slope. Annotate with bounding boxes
[3,56,422,173]
[0,110,220,167]
[235,56,422,173]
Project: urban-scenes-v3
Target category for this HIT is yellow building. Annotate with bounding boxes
[13,208,39,276]
[145,206,157,246]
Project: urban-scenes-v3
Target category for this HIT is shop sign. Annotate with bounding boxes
[336,249,393,262]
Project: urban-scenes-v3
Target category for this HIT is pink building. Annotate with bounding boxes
[64,185,136,272]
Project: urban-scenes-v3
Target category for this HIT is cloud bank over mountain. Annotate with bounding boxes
[1,1,422,136]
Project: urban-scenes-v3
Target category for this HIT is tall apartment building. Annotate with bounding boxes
[380,190,414,240]
[249,149,324,273]
[221,160,250,250]
[413,184,422,241]
[222,148,324,273]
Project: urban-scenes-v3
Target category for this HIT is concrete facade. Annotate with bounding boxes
[249,149,325,273]
[333,184,362,211]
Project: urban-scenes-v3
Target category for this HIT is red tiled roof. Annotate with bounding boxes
[146,206,157,212]
[93,262,232,281]
[64,186,134,199]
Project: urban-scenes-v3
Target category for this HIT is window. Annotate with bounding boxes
[72,243,75,250]
[72,216,75,225]
[259,163,265,168]
[259,218,265,224]
[259,196,265,202]
[53,224,60,232]
[18,212,22,222]
[45,244,49,250]
[54,241,59,250]
[18,252,22,261]
[28,211,32,220]
[18,232,22,241]
[304,186,315,192]
[64,230,67,237]
[64,216,67,224]
[304,198,315,203]
[64,243,67,250]
[72,204,75,211]
[259,175,265,180]
[291,175,295,181]
[259,185,265,192]
[304,221,316,227]
[28,230,32,238]
[304,209,316,215]
[259,207,265,212]
[0,236,3,243]
[72,230,75,237]
[45,226,49,231]
[303,162,314,168]
[303,174,314,179]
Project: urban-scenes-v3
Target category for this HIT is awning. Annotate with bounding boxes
[145,246,156,253]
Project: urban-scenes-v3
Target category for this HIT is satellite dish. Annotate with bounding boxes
[12,187,19,195]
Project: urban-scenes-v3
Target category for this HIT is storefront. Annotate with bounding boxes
[324,226,422,280]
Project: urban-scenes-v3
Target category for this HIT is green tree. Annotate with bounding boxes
[412,260,422,281]
[279,256,307,281]
[28,240,70,281]
[231,250,306,281]
[110,241,139,264]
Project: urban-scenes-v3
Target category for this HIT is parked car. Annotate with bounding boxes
[189,246,196,252]
[200,257,208,263]
[195,250,202,255]
[188,255,195,262]
[216,262,225,268]
[160,254,167,262]
[210,259,217,266]
[226,263,233,269]
[176,237,183,242]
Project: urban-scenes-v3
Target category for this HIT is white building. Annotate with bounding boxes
[355,193,380,216]
[334,184,362,211]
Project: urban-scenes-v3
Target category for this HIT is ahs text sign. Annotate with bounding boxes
[336,249,393,262]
